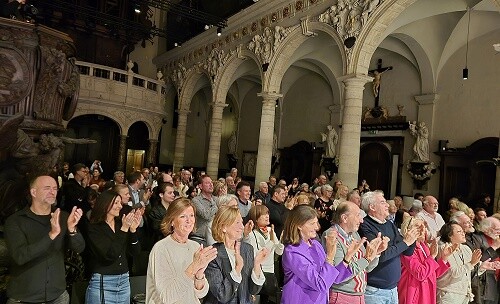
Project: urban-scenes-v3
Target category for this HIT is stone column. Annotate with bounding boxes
[147,139,159,166]
[173,109,190,172]
[255,92,282,187]
[337,75,371,187]
[117,135,128,172]
[206,103,228,178]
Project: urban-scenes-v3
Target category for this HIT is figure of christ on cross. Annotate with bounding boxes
[369,59,393,106]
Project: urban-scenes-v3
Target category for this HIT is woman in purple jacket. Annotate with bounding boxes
[281,205,364,304]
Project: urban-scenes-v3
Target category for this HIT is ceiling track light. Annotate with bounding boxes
[463,7,471,80]
[216,27,222,36]
[134,3,141,14]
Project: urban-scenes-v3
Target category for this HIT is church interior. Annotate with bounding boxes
[1,0,499,208]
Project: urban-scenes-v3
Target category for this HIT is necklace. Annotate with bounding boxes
[171,233,187,244]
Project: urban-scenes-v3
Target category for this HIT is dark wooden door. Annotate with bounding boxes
[358,143,391,195]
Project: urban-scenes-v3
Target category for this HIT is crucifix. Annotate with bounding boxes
[368,59,393,107]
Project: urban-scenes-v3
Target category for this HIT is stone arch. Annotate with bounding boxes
[265,22,347,93]
[124,118,160,140]
[178,68,212,110]
[390,33,435,93]
[71,107,124,135]
[349,0,419,74]
[213,49,262,104]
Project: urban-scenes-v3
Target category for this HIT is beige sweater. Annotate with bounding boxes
[436,244,474,297]
[146,235,208,304]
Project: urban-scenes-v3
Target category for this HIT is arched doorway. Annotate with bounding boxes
[126,121,149,174]
[65,114,120,180]
[359,142,391,196]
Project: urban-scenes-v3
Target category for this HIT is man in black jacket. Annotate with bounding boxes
[4,175,85,303]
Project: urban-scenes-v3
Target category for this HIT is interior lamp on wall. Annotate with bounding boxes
[463,7,471,80]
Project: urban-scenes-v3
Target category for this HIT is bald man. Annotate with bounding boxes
[4,175,84,303]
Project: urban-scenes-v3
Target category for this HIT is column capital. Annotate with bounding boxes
[176,108,191,115]
[414,93,439,105]
[339,73,373,86]
[257,91,283,101]
[119,134,128,139]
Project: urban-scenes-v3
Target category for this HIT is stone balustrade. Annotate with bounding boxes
[76,61,166,113]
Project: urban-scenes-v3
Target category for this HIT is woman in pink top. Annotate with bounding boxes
[397,217,453,304]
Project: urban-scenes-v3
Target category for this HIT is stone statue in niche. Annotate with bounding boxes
[228,131,237,156]
[321,125,338,158]
[409,121,430,162]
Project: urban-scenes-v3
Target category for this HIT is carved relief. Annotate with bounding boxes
[247,26,291,64]
[318,0,383,40]
[170,62,187,90]
[204,48,229,81]
[59,59,80,120]
[33,46,79,123]
[0,49,32,106]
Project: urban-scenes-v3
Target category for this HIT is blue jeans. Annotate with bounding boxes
[364,286,398,304]
[85,272,130,304]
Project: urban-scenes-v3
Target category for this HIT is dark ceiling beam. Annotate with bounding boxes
[34,0,178,41]
[143,0,227,29]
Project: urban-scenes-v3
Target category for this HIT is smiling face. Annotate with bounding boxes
[31,176,58,207]
[107,195,122,218]
[256,213,270,227]
[369,193,389,221]
[237,185,251,201]
[172,206,196,238]
[225,215,244,242]
[449,223,466,244]
[117,187,131,205]
[298,217,320,242]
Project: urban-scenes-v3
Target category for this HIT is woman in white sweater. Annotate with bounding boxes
[146,198,217,304]
[436,221,496,304]
[244,205,284,303]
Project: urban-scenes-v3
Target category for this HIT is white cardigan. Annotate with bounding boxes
[243,227,284,273]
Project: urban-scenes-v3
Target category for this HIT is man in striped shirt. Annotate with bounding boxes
[322,201,388,304]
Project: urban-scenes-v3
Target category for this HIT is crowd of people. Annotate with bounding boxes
[3,161,500,304]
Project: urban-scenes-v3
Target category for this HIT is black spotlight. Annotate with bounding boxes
[262,63,269,72]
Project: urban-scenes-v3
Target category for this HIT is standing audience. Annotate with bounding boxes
[84,190,142,303]
[358,191,418,304]
[280,205,361,304]
[244,205,284,303]
[323,201,387,304]
[146,198,217,303]
[205,206,269,304]
[5,175,84,304]
[397,217,452,304]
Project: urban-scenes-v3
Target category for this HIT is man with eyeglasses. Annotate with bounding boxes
[417,195,445,239]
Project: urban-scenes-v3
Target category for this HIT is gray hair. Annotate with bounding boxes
[259,181,267,188]
[321,184,333,195]
[449,211,467,223]
[361,191,383,213]
[477,217,500,233]
[217,194,238,208]
[409,199,423,213]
